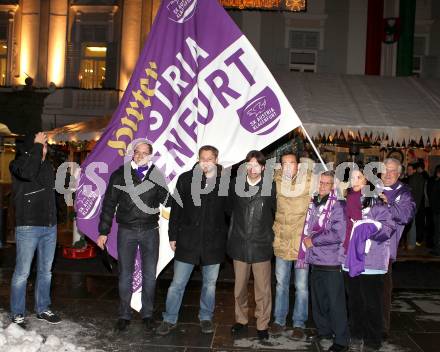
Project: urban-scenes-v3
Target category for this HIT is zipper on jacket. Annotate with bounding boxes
[24,188,45,196]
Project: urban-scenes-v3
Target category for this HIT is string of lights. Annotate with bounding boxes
[220,0,306,12]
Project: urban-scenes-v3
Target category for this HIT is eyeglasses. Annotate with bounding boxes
[384,169,399,174]
[134,150,150,157]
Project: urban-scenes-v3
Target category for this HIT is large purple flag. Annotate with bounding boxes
[75,0,302,310]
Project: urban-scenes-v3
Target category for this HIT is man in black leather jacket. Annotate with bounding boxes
[9,132,61,328]
[228,150,276,340]
[156,145,228,336]
[97,140,169,333]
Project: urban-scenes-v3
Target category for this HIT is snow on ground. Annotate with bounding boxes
[391,299,416,313]
[232,334,311,350]
[0,311,103,352]
[416,314,440,322]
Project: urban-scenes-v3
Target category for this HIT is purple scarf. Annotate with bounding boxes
[135,165,149,181]
[382,181,402,203]
[345,221,379,277]
[296,190,338,269]
[343,189,362,253]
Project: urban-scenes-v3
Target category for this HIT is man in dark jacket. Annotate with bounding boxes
[428,164,440,256]
[9,132,61,328]
[156,145,228,336]
[406,163,426,249]
[97,140,169,333]
[228,150,276,341]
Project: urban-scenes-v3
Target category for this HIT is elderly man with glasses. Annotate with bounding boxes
[379,158,415,338]
[300,171,349,352]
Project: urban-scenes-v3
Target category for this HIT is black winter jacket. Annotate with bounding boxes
[9,143,57,227]
[98,163,169,235]
[227,176,276,263]
[168,164,228,265]
[428,177,440,213]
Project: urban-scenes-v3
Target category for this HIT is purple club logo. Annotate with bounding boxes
[237,87,281,136]
[167,0,198,23]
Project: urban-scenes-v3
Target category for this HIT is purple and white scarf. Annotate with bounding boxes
[296,190,338,269]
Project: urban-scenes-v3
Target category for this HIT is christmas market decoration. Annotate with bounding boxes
[220,0,306,11]
[295,127,438,152]
[62,243,97,260]
[382,17,401,44]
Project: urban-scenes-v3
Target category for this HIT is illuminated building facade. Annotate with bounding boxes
[0,0,438,131]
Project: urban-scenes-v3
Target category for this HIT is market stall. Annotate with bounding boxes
[272,72,440,172]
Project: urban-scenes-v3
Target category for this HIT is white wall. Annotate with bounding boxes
[346,0,368,74]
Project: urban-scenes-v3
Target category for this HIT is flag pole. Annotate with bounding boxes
[300,124,328,171]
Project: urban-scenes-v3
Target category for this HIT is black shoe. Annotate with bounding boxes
[269,323,285,336]
[143,317,155,332]
[307,333,333,343]
[200,320,214,334]
[115,319,130,332]
[291,327,306,340]
[348,338,362,352]
[156,321,177,336]
[257,329,269,340]
[231,322,248,333]
[11,314,26,329]
[36,310,61,324]
[327,343,349,352]
[363,345,381,352]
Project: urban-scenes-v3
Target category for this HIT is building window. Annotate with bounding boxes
[289,50,317,72]
[412,35,429,76]
[0,21,7,86]
[288,30,320,50]
[80,24,108,43]
[79,45,106,89]
[412,55,422,76]
[0,41,7,86]
[287,29,321,72]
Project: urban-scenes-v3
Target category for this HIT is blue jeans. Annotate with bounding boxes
[273,257,309,328]
[163,260,220,324]
[10,225,57,316]
[117,226,159,320]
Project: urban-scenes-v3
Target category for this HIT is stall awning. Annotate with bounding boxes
[0,123,18,137]
[274,72,440,142]
[45,116,111,143]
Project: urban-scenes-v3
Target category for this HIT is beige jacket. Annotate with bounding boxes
[272,158,313,261]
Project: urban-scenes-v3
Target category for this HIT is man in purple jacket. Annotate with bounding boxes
[301,171,348,352]
[379,158,416,337]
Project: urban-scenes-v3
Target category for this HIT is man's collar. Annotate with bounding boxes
[131,160,151,170]
[383,181,402,191]
[313,193,329,207]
